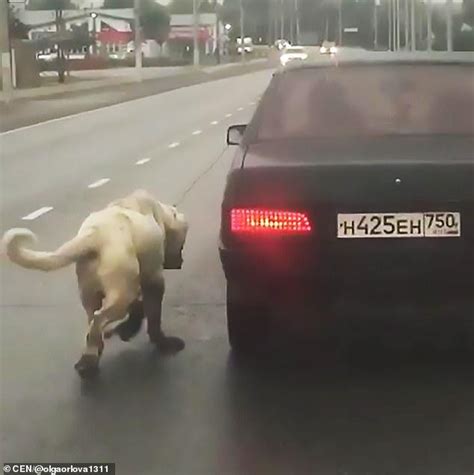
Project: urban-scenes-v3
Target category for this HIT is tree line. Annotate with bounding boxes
[10,0,474,51]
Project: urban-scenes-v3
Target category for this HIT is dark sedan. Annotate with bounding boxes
[220,58,474,352]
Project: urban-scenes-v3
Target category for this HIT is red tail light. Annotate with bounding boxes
[231,208,312,234]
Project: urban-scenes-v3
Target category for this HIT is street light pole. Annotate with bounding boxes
[446,0,453,52]
[280,0,284,39]
[90,12,98,56]
[240,0,245,62]
[193,0,200,67]
[394,0,398,51]
[55,7,65,83]
[134,0,142,75]
[295,0,300,44]
[427,0,432,51]
[289,0,294,43]
[404,0,409,50]
[338,0,343,46]
[388,0,392,50]
[0,0,13,98]
[268,0,273,45]
[392,0,397,50]
[373,0,378,50]
[396,0,400,50]
[215,8,220,65]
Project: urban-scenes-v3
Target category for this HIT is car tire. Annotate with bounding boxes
[226,279,269,354]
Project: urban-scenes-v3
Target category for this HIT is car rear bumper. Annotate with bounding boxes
[220,244,474,346]
[219,245,474,298]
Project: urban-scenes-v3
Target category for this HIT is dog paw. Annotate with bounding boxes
[103,322,140,342]
[153,335,185,355]
[74,354,100,379]
[103,328,114,340]
[116,319,143,342]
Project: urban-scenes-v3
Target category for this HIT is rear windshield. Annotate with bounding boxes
[256,65,474,141]
[286,47,305,53]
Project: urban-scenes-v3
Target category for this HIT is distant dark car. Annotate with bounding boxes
[220,58,474,352]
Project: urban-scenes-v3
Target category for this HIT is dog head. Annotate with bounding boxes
[160,203,188,270]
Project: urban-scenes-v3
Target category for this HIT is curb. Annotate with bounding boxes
[0,59,269,103]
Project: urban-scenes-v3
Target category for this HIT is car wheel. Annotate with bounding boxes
[226,279,269,354]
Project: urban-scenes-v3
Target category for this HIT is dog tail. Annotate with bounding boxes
[2,228,96,272]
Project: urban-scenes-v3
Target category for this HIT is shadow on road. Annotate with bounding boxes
[220,345,473,475]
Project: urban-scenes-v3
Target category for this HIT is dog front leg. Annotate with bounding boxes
[143,274,185,354]
[142,274,164,344]
[112,300,145,342]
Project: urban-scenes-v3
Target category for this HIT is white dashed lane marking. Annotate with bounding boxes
[135,158,151,165]
[192,130,202,136]
[210,120,219,125]
[237,107,244,111]
[168,142,180,149]
[22,206,53,221]
[225,113,232,118]
[88,178,110,189]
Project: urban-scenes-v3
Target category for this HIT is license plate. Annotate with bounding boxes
[337,212,461,239]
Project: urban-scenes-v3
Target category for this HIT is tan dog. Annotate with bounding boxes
[2,190,188,377]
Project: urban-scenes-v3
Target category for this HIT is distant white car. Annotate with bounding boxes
[320,41,338,54]
[36,51,57,62]
[237,37,254,54]
[280,46,308,66]
[109,51,128,60]
[275,39,290,51]
[237,45,254,54]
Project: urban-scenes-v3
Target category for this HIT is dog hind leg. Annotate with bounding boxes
[75,290,135,377]
[75,291,104,378]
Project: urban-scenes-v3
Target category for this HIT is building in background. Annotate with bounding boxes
[18,8,222,61]
[166,14,222,59]
[20,9,134,59]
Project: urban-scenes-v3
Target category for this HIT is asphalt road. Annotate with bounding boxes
[1,68,473,475]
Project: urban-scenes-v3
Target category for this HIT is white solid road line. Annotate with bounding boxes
[210,120,219,125]
[88,178,110,189]
[22,206,53,221]
[168,142,180,148]
[192,130,202,136]
[135,158,151,165]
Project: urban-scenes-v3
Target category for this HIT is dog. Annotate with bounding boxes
[2,190,188,377]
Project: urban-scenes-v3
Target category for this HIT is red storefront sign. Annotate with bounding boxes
[168,26,211,41]
[97,22,132,44]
